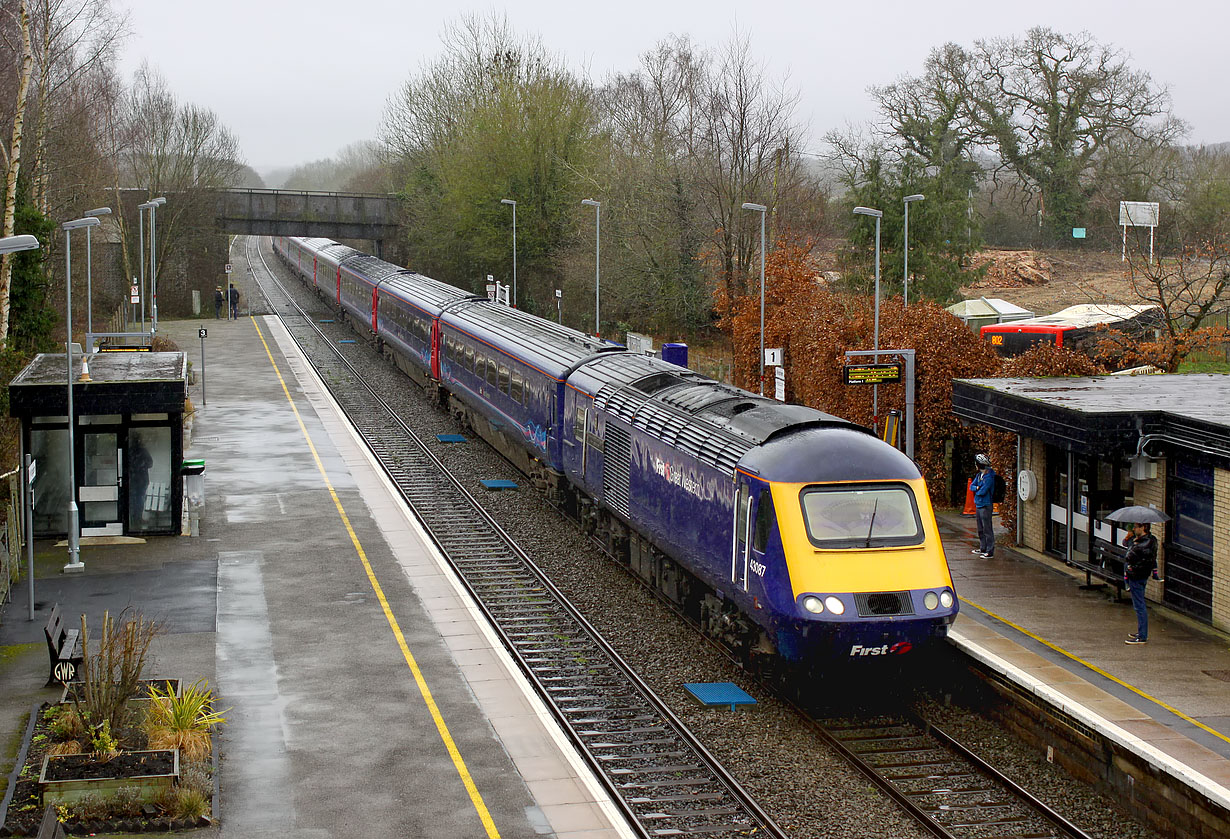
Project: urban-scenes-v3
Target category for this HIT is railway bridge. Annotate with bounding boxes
[212,188,401,256]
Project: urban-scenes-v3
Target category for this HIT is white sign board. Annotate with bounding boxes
[626,332,654,354]
[1120,201,1160,263]
[774,367,785,402]
[130,284,140,303]
[224,263,233,274]
[764,347,783,367]
[1119,201,1159,227]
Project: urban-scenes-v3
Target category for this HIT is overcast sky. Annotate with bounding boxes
[116,0,1226,175]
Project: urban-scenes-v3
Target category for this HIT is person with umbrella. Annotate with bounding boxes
[1106,505,1166,645]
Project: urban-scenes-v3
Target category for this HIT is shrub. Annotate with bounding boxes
[143,679,227,761]
[74,609,163,742]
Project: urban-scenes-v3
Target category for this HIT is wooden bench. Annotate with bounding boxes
[1070,542,1126,601]
[43,604,83,687]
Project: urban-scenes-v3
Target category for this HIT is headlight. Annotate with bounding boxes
[924,591,939,611]
[939,590,954,609]
[802,596,824,614]
[824,595,845,615]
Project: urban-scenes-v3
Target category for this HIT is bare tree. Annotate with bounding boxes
[0,0,34,349]
[966,28,1185,240]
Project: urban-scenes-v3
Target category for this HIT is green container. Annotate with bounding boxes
[181,459,205,475]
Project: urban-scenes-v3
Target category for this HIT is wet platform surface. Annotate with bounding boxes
[0,311,627,839]
[938,511,1230,800]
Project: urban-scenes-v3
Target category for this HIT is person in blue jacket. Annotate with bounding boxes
[970,453,996,558]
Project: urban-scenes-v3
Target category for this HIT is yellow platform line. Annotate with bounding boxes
[251,316,501,838]
[960,595,1230,747]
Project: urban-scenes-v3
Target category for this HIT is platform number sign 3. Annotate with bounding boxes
[54,660,76,683]
[199,328,207,339]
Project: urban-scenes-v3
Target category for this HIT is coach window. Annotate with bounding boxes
[486,358,498,387]
[465,344,475,372]
[753,490,774,553]
[510,371,523,404]
[574,406,586,442]
[498,364,510,394]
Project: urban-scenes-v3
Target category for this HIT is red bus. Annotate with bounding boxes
[980,304,1160,357]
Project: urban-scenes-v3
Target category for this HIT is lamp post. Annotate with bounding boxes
[0,235,41,618]
[500,199,517,308]
[902,194,924,307]
[83,207,111,344]
[853,206,883,428]
[149,197,166,334]
[741,202,767,395]
[137,201,153,332]
[581,199,600,336]
[61,216,100,573]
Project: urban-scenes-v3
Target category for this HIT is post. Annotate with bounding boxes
[150,197,165,334]
[582,199,600,336]
[138,207,146,332]
[199,327,207,407]
[501,199,517,308]
[903,194,924,308]
[853,207,883,429]
[25,453,34,621]
[742,202,768,395]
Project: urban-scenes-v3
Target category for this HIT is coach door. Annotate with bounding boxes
[430,321,441,379]
[732,476,752,591]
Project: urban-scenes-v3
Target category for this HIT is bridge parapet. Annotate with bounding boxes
[214,189,400,242]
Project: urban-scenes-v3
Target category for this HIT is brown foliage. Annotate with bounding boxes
[1000,342,1107,377]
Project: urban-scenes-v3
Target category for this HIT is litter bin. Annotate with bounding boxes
[182,459,205,509]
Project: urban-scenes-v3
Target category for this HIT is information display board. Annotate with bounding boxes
[843,363,903,385]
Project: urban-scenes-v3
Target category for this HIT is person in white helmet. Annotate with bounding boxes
[970,453,996,558]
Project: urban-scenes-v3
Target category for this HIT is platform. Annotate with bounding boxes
[0,309,629,839]
[938,510,1230,809]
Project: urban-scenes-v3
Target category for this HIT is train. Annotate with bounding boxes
[271,235,958,665]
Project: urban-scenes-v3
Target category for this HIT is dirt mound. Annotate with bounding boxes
[967,250,1053,287]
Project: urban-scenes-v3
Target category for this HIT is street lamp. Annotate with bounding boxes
[137,201,154,332]
[853,206,883,428]
[83,207,111,343]
[741,202,767,395]
[580,199,600,336]
[903,194,924,307]
[149,197,166,334]
[500,199,517,308]
[61,216,100,573]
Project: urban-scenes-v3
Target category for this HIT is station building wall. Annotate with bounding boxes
[1215,468,1230,631]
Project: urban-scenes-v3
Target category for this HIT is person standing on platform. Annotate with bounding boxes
[214,285,224,319]
[228,283,239,319]
[970,454,996,558]
[1123,522,1159,644]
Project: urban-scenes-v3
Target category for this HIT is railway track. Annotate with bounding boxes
[245,236,1101,839]
[814,712,1092,839]
[244,238,787,839]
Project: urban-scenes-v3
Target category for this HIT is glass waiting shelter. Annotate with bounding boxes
[8,351,187,538]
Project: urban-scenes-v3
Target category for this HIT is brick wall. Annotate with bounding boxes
[1020,437,1047,552]
[1213,468,1230,632]
[1132,465,1168,603]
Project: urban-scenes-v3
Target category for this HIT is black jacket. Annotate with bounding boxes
[1123,533,1158,582]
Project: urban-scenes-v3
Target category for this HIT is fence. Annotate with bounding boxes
[0,468,23,620]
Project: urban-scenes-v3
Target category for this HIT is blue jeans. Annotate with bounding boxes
[976,505,994,554]
[1128,578,1148,639]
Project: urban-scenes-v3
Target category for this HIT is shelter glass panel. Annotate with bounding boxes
[30,428,69,534]
[129,427,173,534]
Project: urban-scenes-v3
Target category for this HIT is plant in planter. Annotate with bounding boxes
[143,679,227,761]
[72,609,163,741]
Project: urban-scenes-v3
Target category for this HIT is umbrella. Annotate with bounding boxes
[1103,505,1170,524]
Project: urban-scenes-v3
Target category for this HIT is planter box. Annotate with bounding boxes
[39,749,179,806]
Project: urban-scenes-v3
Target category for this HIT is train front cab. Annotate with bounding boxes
[740,427,958,663]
